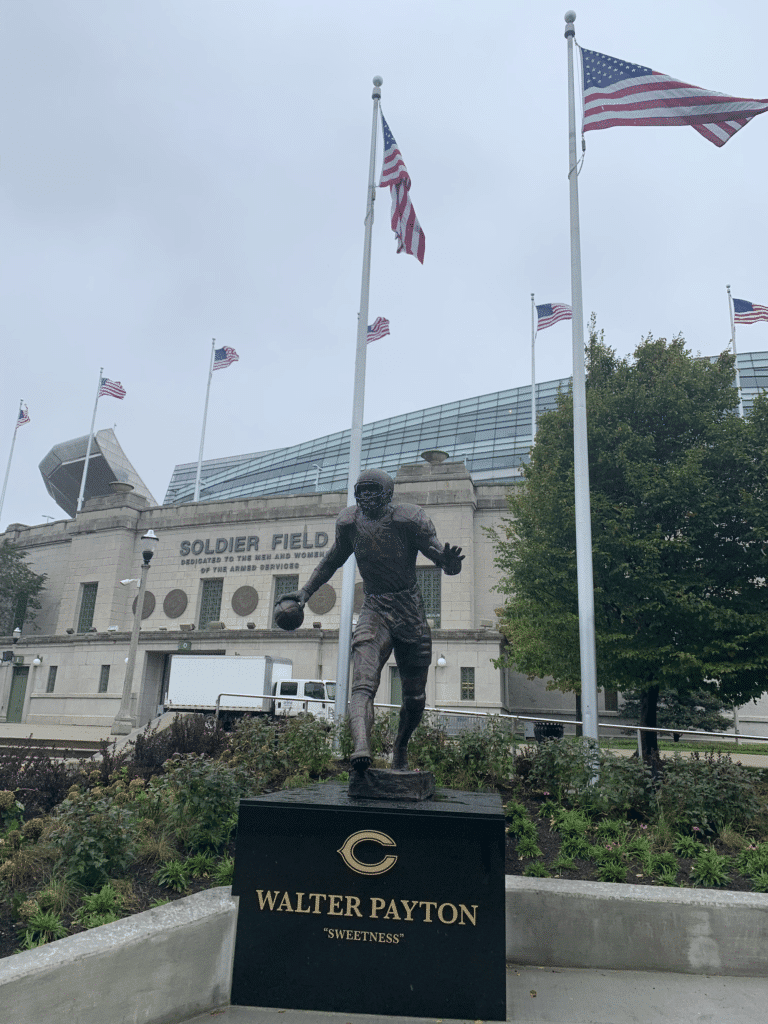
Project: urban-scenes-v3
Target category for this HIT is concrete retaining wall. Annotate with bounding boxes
[506,876,768,976]
[0,887,237,1024]
[2,878,767,1024]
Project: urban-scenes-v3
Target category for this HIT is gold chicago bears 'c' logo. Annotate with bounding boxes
[337,830,398,876]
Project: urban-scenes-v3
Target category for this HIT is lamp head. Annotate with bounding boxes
[141,529,159,565]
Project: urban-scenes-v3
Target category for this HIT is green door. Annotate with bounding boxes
[6,666,29,723]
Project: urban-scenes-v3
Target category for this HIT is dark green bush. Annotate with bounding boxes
[159,754,243,852]
[657,753,761,833]
[49,792,136,887]
[128,715,229,780]
[279,716,333,776]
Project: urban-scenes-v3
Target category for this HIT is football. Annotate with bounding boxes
[274,597,304,631]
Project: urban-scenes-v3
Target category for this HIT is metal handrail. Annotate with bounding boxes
[208,693,768,754]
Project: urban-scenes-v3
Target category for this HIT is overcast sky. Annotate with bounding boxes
[1,0,768,532]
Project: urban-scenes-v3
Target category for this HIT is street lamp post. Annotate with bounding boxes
[111,529,158,735]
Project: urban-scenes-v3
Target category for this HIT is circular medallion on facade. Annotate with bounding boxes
[353,581,365,613]
[132,591,156,620]
[307,583,336,615]
[231,586,259,617]
[163,589,188,619]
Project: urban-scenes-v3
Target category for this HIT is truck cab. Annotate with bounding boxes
[273,679,336,722]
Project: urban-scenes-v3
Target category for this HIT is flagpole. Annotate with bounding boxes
[726,285,744,417]
[531,294,536,442]
[334,76,382,729]
[77,367,103,514]
[0,401,24,528]
[565,11,598,743]
[194,341,216,503]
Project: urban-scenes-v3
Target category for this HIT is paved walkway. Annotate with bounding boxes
[181,964,768,1024]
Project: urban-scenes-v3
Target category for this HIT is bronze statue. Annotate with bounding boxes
[279,468,463,773]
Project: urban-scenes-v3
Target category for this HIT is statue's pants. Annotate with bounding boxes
[349,585,431,754]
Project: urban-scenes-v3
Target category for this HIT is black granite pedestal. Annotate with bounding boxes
[230,783,506,1020]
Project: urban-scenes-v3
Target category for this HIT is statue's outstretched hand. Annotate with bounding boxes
[276,590,307,609]
[442,543,464,575]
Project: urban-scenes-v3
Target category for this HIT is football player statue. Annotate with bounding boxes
[277,468,463,774]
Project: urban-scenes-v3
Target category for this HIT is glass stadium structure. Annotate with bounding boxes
[164,351,768,505]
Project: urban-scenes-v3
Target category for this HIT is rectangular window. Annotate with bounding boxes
[46,666,58,693]
[273,575,299,627]
[279,681,298,696]
[98,665,110,693]
[198,577,224,629]
[78,582,99,633]
[416,566,441,628]
[604,689,619,712]
[460,667,475,701]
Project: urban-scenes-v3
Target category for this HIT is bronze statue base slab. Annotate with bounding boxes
[347,767,435,801]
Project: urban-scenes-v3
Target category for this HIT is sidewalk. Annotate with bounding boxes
[180,964,768,1024]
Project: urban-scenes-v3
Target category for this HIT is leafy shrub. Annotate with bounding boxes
[214,855,235,887]
[582,757,655,819]
[49,791,136,887]
[184,852,217,879]
[689,847,731,888]
[128,715,229,780]
[18,907,67,949]
[370,710,399,756]
[227,717,284,789]
[736,842,768,878]
[0,790,24,830]
[154,860,189,893]
[451,717,516,788]
[406,715,455,782]
[159,754,243,852]
[523,861,550,877]
[527,738,598,802]
[515,834,543,860]
[279,716,333,776]
[551,854,576,873]
[75,883,124,929]
[673,833,703,858]
[649,851,679,879]
[597,859,628,883]
[0,743,90,819]
[657,753,761,833]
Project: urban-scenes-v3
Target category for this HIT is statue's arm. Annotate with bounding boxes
[284,518,354,608]
[414,511,464,576]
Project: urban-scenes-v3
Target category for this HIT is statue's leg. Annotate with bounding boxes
[349,608,392,773]
[392,670,427,770]
[391,626,432,771]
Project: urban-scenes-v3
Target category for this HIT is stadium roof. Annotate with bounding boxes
[164,351,768,505]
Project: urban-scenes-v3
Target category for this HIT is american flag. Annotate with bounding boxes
[98,378,126,400]
[213,346,239,370]
[16,404,30,429]
[367,317,390,343]
[536,303,572,332]
[733,298,768,324]
[581,48,768,147]
[378,113,425,264]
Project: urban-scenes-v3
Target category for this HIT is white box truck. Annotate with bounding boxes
[163,655,336,725]
[164,655,294,721]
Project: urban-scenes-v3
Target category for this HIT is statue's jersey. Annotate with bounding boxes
[303,503,443,597]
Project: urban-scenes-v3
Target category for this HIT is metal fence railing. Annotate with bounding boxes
[209,697,768,756]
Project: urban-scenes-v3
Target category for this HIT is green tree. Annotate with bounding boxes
[618,687,733,741]
[0,541,46,634]
[492,323,768,760]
